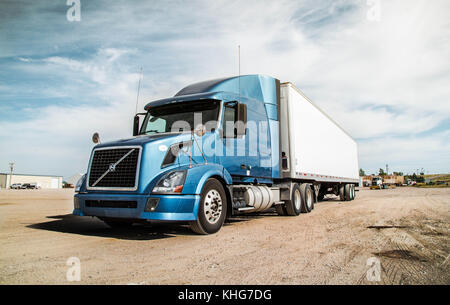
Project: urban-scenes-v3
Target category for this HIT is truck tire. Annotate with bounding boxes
[300,183,314,213]
[284,183,302,216]
[339,184,345,201]
[190,178,227,235]
[344,184,351,201]
[275,204,287,216]
[350,185,355,200]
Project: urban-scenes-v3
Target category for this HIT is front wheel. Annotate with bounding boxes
[190,178,227,235]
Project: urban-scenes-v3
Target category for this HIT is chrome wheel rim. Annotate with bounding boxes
[203,189,223,224]
[294,189,301,210]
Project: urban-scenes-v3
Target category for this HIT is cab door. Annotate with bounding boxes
[217,101,248,178]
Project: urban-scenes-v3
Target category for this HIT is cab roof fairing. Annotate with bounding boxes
[144,92,223,110]
[143,74,279,110]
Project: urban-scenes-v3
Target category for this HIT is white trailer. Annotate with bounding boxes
[278,82,359,203]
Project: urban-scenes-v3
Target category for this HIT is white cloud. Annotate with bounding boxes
[17,57,32,62]
[0,47,179,177]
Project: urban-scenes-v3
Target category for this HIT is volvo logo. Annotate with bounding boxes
[108,163,116,172]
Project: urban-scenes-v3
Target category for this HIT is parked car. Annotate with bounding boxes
[20,183,39,189]
[10,183,22,189]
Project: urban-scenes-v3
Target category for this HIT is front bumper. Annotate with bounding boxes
[73,193,200,221]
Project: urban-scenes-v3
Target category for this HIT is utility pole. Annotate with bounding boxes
[9,162,14,189]
[386,164,389,175]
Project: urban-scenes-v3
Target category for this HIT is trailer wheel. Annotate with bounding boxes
[300,183,314,213]
[344,184,351,201]
[339,184,345,201]
[350,185,356,200]
[284,183,302,216]
[190,178,227,235]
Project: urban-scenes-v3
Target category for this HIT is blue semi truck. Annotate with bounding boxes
[74,75,359,234]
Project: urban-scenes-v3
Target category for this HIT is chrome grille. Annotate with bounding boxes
[88,147,141,189]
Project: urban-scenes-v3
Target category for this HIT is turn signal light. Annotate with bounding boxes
[173,185,184,193]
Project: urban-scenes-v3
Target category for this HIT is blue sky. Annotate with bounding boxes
[0,0,449,178]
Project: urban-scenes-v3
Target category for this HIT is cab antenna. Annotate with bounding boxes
[135,67,143,115]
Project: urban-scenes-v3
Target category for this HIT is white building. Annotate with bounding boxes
[0,173,63,189]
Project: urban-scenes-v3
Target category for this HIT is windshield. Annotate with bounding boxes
[140,100,220,135]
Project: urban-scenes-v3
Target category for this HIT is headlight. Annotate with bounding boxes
[152,170,186,194]
[75,174,86,193]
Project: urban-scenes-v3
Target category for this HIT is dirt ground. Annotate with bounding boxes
[0,187,448,285]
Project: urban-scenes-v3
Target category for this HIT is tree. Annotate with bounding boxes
[359,168,366,176]
[379,168,386,176]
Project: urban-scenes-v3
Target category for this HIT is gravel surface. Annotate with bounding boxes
[0,187,448,284]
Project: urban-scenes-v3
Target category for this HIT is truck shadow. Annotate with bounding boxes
[28,212,280,239]
[224,211,278,225]
[27,214,193,241]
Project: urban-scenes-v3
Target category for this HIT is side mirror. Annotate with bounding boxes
[92,132,100,144]
[133,113,147,136]
[133,115,140,136]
